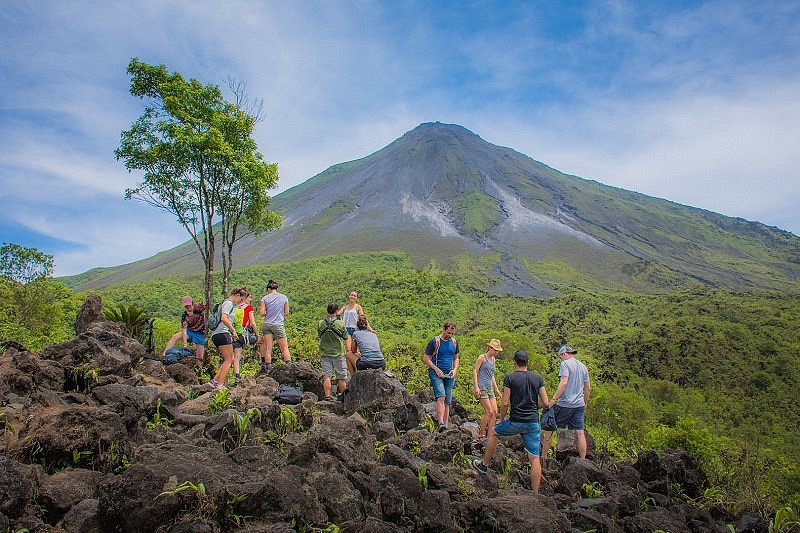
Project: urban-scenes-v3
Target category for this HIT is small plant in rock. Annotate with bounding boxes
[208,388,232,415]
[146,398,174,430]
[422,415,436,433]
[451,450,472,468]
[72,449,93,467]
[582,481,603,498]
[499,457,514,489]
[374,440,388,460]
[769,506,800,533]
[0,411,13,436]
[408,434,422,456]
[275,405,301,436]
[257,432,287,455]
[230,407,262,447]
[417,462,429,491]
[223,491,252,527]
[158,480,207,499]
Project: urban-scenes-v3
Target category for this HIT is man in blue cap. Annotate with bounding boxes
[542,344,591,459]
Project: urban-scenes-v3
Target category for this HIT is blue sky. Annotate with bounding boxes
[1,1,799,276]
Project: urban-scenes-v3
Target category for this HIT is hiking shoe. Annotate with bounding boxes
[259,364,271,376]
[209,379,218,389]
[472,459,489,475]
[322,396,334,402]
[438,423,447,433]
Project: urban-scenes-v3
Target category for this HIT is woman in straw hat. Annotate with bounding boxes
[473,339,504,442]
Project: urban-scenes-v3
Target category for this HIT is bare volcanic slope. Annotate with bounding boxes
[67,122,800,293]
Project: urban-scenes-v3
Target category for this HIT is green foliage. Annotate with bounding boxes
[275,405,301,436]
[146,398,174,430]
[0,276,80,351]
[103,303,152,340]
[116,58,281,306]
[417,462,429,491]
[0,242,54,284]
[770,506,800,533]
[582,481,603,498]
[208,388,232,415]
[228,407,262,447]
[158,480,207,499]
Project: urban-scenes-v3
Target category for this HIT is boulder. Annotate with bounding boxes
[37,468,104,523]
[459,490,571,532]
[634,450,667,482]
[74,294,106,335]
[0,455,34,518]
[343,370,425,431]
[92,383,161,432]
[0,348,64,396]
[618,508,691,533]
[557,457,607,496]
[56,498,100,533]
[565,508,623,532]
[12,404,130,473]
[554,429,596,460]
[288,414,375,472]
[661,450,706,498]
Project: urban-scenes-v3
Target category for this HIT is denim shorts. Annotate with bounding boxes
[493,419,542,456]
[428,369,455,405]
[346,327,356,336]
[186,329,206,346]
[553,405,585,430]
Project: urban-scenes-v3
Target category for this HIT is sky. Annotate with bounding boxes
[1,1,799,276]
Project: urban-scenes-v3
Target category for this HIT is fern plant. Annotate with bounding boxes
[103,303,152,340]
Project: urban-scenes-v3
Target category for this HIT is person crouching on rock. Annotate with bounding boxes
[208,287,246,390]
[473,349,550,493]
[318,302,349,401]
[347,314,386,372]
[162,296,205,368]
[472,338,503,442]
[423,322,460,432]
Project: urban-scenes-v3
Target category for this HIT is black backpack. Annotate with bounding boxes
[273,384,303,405]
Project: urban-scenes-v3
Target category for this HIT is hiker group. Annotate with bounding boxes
[162,285,386,400]
[164,285,590,493]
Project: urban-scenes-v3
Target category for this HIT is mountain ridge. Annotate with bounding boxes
[65,122,799,293]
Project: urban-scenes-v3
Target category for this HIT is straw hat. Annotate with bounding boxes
[487,339,503,352]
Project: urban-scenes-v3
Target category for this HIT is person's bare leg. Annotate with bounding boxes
[213,345,234,385]
[277,337,290,362]
[162,331,183,357]
[541,431,554,459]
[576,430,587,459]
[480,432,500,467]
[529,455,542,493]
[260,334,274,364]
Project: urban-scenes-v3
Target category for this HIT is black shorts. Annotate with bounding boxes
[212,332,232,347]
[356,359,386,371]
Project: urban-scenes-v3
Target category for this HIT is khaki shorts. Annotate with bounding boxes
[479,388,496,399]
[261,322,286,340]
[321,356,348,380]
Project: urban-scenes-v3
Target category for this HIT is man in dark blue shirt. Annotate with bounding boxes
[423,322,460,431]
[473,349,550,493]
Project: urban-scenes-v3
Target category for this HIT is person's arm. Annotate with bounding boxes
[583,379,591,407]
[247,309,256,330]
[492,374,501,399]
[450,351,459,378]
[548,375,569,408]
[422,343,445,378]
[182,328,188,347]
[283,300,289,316]
[539,386,550,411]
[220,304,237,339]
[259,300,266,317]
[498,386,512,421]
[473,355,484,397]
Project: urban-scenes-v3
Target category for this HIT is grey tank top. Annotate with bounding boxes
[477,356,496,389]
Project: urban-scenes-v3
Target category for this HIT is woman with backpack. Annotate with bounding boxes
[209,287,247,390]
[231,289,256,386]
[258,280,291,373]
[473,339,504,442]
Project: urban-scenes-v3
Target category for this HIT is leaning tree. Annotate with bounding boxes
[115,58,281,310]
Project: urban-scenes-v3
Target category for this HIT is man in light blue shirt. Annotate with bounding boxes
[542,344,591,459]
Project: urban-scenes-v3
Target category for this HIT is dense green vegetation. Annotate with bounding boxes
[5,251,800,512]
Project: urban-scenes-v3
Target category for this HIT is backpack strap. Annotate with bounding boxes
[318,317,342,338]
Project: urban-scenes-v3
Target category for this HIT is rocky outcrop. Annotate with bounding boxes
[0,296,755,532]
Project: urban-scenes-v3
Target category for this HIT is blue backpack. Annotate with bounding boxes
[163,347,193,365]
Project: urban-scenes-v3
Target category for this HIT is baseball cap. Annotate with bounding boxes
[558,344,577,355]
[182,296,193,306]
[487,339,503,352]
[513,349,529,363]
